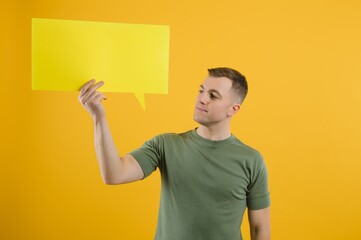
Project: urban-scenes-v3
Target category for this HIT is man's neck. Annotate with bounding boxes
[196,125,231,141]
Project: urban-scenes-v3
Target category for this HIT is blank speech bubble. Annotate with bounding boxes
[32,18,170,110]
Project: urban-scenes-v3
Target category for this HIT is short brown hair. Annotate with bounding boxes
[208,67,248,103]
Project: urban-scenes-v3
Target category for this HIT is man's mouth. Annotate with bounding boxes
[196,107,208,113]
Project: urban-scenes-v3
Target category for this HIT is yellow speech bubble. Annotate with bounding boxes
[32,18,170,109]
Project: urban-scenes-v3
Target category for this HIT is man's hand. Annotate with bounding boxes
[78,79,107,120]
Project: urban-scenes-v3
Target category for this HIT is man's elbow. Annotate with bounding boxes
[102,176,125,185]
[250,224,271,240]
[104,180,120,185]
[251,227,270,240]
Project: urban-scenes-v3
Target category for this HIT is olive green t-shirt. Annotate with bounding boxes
[130,129,270,240]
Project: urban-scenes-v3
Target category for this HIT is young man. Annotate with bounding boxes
[79,67,270,240]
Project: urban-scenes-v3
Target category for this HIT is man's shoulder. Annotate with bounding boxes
[231,137,263,159]
[157,129,193,139]
[139,131,192,156]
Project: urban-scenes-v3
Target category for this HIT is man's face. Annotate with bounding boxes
[193,76,239,127]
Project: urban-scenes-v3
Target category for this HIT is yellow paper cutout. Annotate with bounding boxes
[32,18,170,109]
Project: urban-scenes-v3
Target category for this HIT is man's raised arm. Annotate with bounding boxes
[78,80,144,184]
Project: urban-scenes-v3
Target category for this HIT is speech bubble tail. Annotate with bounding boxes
[134,93,146,110]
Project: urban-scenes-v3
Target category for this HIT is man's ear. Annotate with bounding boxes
[227,103,241,117]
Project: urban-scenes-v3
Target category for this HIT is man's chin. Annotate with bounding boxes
[193,115,206,125]
[193,115,200,124]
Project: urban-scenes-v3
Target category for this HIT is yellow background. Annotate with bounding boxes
[1,0,361,239]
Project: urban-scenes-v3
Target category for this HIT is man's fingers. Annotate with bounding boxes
[79,79,96,96]
[92,81,105,91]
[79,80,105,104]
[79,79,104,96]
[93,93,107,102]
[82,88,105,106]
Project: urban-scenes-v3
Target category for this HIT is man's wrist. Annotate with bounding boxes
[92,114,107,124]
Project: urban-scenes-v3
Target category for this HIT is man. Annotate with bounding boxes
[79,67,270,240]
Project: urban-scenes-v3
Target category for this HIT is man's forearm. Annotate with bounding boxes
[93,116,122,184]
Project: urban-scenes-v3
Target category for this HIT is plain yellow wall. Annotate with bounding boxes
[1,0,361,239]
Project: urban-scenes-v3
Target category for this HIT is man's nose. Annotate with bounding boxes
[198,93,209,104]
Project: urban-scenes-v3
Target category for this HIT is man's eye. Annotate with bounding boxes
[210,93,218,99]
[198,89,204,94]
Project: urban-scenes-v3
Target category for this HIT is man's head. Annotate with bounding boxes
[208,67,248,104]
[193,67,248,128]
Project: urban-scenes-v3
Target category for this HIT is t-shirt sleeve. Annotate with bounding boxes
[129,135,164,179]
[246,153,270,210]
